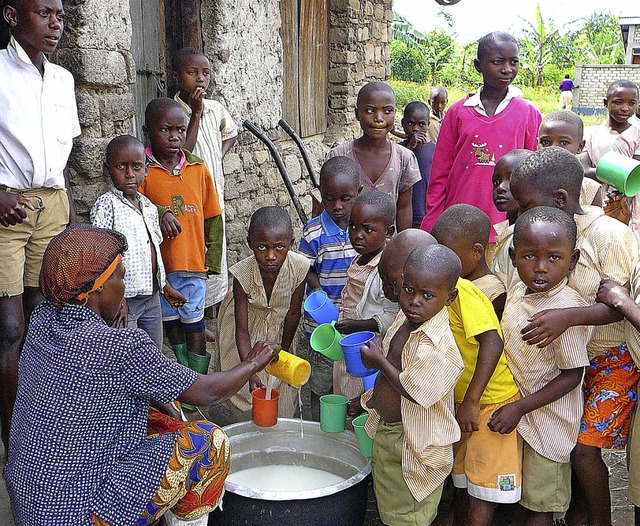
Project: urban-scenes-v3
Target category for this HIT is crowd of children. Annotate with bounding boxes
[4,5,640,525]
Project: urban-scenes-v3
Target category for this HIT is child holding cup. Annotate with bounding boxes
[217,206,309,424]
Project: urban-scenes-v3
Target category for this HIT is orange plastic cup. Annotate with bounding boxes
[252,387,280,427]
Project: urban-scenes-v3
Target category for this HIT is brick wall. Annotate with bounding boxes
[573,64,640,115]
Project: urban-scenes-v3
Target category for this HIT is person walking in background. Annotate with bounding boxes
[559,74,578,111]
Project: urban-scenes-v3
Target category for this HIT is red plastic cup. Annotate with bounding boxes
[252,387,280,427]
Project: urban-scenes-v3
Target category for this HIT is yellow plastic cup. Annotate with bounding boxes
[596,152,640,197]
[265,350,311,388]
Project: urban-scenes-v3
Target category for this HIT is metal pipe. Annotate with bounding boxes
[242,120,308,224]
[278,119,319,189]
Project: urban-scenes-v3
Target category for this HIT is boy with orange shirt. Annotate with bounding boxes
[140,97,223,379]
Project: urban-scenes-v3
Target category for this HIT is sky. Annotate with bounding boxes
[393,0,635,44]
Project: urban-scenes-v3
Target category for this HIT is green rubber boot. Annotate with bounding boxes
[188,351,212,375]
[172,343,189,367]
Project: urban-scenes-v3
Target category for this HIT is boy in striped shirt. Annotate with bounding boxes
[491,207,591,524]
[361,244,464,525]
[299,156,361,419]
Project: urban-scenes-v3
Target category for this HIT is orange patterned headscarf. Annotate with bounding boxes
[40,225,128,306]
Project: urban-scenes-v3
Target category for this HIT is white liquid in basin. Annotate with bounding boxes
[227,465,344,492]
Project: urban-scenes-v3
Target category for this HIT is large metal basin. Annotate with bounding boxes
[210,419,371,526]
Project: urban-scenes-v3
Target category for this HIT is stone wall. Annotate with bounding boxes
[200,0,393,264]
[573,64,640,115]
[56,0,393,263]
[55,0,136,218]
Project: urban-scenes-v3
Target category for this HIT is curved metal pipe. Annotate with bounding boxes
[278,119,319,189]
[242,120,308,224]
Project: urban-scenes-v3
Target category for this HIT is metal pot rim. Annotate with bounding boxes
[222,419,372,501]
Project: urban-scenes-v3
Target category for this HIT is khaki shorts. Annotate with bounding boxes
[372,421,443,526]
[520,441,571,513]
[452,394,523,503]
[0,187,69,296]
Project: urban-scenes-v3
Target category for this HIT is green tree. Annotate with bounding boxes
[422,29,455,84]
[571,11,624,64]
[390,40,429,83]
[391,12,427,48]
[519,4,561,87]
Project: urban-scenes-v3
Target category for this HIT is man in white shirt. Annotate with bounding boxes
[0,0,80,450]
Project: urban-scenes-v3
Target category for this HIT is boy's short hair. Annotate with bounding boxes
[405,244,461,290]
[403,101,430,118]
[429,87,447,100]
[248,206,293,237]
[356,82,395,108]
[497,148,534,169]
[477,31,518,59]
[173,47,206,72]
[513,206,577,249]
[606,79,640,99]
[542,110,584,139]
[319,156,360,189]
[431,204,491,247]
[353,191,396,226]
[105,135,144,165]
[511,147,583,200]
[144,97,183,127]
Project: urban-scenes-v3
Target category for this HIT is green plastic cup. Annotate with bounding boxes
[310,321,344,361]
[596,152,640,197]
[320,394,349,433]
[352,413,373,458]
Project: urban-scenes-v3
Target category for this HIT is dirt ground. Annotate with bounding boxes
[363,449,634,525]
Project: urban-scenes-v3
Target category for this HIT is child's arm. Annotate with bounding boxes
[360,339,418,403]
[361,338,461,407]
[492,292,507,320]
[162,282,187,309]
[579,150,597,180]
[396,187,413,232]
[597,279,640,332]
[521,303,622,348]
[64,167,77,224]
[422,111,455,231]
[298,231,321,291]
[306,267,322,292]
[488,367,584,434]
[281,280,306,352]
[338,275,401,335]
[184,87,206,152]
[456,330,503,433]
[233,277,263,390]
[222,136,238,157]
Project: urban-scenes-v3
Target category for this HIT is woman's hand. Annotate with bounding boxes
[246,341,281,371]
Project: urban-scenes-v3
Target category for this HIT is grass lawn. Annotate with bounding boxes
[390,80,607,127]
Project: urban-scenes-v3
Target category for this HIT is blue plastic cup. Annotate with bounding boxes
[363,371,379,391]
[304,290,339,325]
[340,331,379,377]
